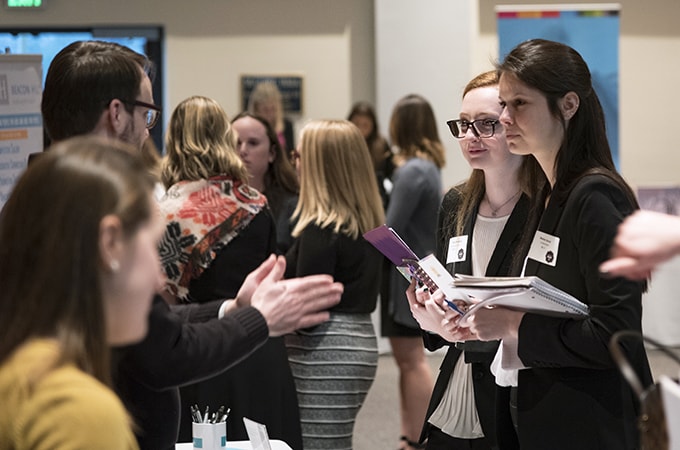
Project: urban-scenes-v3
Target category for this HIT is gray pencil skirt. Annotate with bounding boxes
[284,312,378,450]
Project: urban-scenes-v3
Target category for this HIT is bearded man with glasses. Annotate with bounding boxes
[39,40,343,450]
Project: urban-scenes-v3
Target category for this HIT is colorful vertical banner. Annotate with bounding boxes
[0,54,42,209]
[496,4,620,166]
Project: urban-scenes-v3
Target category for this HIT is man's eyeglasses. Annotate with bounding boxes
[122,100,162,129]
[447,118,499,139]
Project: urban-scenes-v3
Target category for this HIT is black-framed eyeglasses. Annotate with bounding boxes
[446,118,499,139]
[122,100,162,129]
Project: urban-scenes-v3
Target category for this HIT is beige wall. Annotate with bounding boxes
[0,0,375,134]
[1,0,679,187]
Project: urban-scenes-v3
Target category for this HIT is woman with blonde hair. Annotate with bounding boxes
[382,94,445,450]
[159,96,302,449]
[247,81,296,153]
[285,120,384,450]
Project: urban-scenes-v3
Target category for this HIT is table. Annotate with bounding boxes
[175,440,292,450]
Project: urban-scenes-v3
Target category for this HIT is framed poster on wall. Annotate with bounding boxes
[240,75,303,115]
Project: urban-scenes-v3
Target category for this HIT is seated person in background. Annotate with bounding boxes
[247,81,296,153]
[158,96,303,449]
[0,136,162,449]
[232,111,299,254]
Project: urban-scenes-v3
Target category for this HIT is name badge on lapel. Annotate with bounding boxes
[446,235,468,264]
[527,230,560,267]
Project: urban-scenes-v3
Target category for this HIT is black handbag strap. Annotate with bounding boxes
[609,330,680,397]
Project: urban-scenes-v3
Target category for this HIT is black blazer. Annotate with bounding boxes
[516,174,652,450]
[419,189,530,449]
[282,118,296,152]
[113,297,269,450]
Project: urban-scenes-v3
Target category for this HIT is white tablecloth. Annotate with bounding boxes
[176,440,292,450]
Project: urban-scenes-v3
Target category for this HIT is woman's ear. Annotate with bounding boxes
[560,91,580,121]
[99,215,124,273]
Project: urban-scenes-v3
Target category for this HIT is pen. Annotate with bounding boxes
[193,404,203,423]
[203,405,210,423]
[444,298,465,316]
[220,407,231,423]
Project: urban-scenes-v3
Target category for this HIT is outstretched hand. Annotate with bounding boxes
[234,254,278,308]
[245,255,343,336]
[599,210,680,280]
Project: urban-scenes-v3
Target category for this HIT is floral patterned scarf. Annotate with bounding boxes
[158,175,267,302]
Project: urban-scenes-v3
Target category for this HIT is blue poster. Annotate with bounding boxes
[497,5,620,166]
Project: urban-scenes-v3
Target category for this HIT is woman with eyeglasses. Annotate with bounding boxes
[382,94,444,450]
[406,71,544,450]
[447,39,652,450]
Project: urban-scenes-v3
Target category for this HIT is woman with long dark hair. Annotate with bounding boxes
[455,39,652,450]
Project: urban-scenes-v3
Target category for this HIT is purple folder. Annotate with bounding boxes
[363,225,418,266]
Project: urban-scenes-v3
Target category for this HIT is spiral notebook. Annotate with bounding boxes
[363,225,590,323]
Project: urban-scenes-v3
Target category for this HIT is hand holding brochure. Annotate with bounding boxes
[362,225,466,298]
[450,273,589,324]
[363,225,589,324]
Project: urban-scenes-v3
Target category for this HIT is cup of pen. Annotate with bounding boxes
[192,405,228,450]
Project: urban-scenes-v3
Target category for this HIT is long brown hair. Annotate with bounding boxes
[0,136,155,385]
[231,111,299,196]
[389,94,446,169]
[347,101,391,169]
[498,39,637,274]
[497,39,635,206]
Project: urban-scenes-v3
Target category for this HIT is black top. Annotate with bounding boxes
[282,118,296,152]
[264,185,298,255]
[516,174,652,449]
[285,223,382,314]
[176,209,303,450]
[419,188,531,449]
[112,298,268,450]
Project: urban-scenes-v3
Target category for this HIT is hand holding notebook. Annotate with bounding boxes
[363,225,589,324]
